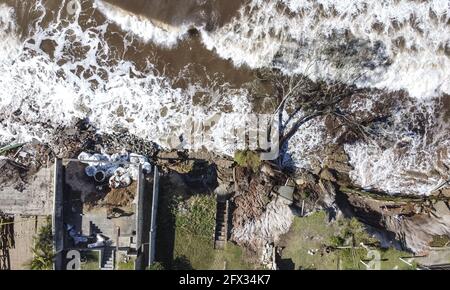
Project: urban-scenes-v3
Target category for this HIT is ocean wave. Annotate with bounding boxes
[93,0,190,47]
[201,0,449,99]
[1,0,450,195]
[93,0,449,98]
[0,1,253,158]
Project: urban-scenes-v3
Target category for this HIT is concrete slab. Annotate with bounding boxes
[0,166,53,216]
[9,216,47,270]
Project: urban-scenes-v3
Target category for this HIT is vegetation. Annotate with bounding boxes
[234,150,261,171]
[280,211,415,270]
[173,194,255,270]
[169,161,195,174]
[117,257,136,270]
[174,232,255,270]
[79,251,100,270]
[429,235,450,248]
[340,186,450,203]
[329,217,379,247]
[0,143,24,156]
[147,262,165,270]
[29,216,54,270]
[175,195,216,239]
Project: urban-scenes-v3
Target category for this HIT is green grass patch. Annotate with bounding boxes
[175,195,216,239]
[234,150,261,171]
[172,194,256,270]
[147,262,165,270]
[173,230,256,270]
[117,257,136,270]
[29,216,53,270]
[280,211,415,270]
[0,143,25,156]
[80,251,100,270]
[429,235,450,248]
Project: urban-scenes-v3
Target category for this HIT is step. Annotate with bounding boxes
[214,241,225,250]
[216,230,226,237]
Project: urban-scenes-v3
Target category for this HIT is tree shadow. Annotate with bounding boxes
[172,255,194,270]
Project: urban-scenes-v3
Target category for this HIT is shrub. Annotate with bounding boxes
[329,217,379,248]
[29,217,54,270]
[175,195,216,238]
[147,262,165,270]
[234,150,261,171]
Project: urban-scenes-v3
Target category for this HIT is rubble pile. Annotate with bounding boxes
[94,132,159,158]
[0,158,27,188]
[48,119,97,158]
[231,164,294,252]
[78,151,152,189]
[232,198,294,253]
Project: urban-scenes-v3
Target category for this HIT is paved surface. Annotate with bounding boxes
[81,208,136,246]
[9,216,47,270]
[0,166,53,216]
[412,249,450,267]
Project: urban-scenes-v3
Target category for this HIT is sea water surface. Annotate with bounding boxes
[0,0,449,195]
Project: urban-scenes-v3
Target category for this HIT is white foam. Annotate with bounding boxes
[283,115,328,170]
[0,4,21,63]
[201,0,450,99]
[0,1,254,158]
[93,0,189,47]
[2,0,450,196]
[343,96,450,195]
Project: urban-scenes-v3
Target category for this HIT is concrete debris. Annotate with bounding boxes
[88,234,111,249]
[66,224,89,246]
[0,160,53,215]
[260,244,277,270]
[232,198,294,253]
[77,151,152,188]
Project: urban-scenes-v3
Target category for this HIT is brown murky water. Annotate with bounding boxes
[1,0,450,196]
[3,0,258,93]
[103,0,245,28]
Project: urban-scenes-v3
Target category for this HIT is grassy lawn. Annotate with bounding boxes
[79,251,100,270]
[117,256,136,270]
[280,211,415,270]
[174,229,256,270]
[172,194,257,270]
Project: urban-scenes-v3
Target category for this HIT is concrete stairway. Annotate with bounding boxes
[101,247,115,270]
[214,201,229,249]
[89,221,102,235]
[90,221,115,270]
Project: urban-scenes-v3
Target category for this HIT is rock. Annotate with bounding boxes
[215,158,234,169]
[295,178,306,186]
[433,201,450,218]
[309,158,322,175]
[320,168,336,182]
[294,171,317,186]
